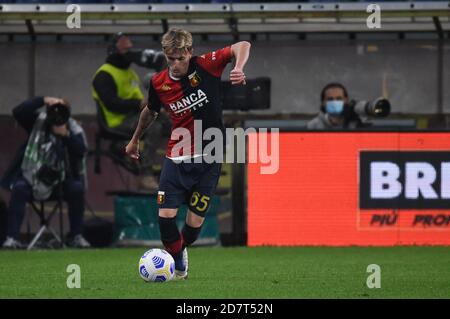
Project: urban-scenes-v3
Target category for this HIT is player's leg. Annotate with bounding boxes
[175,209,205,277]
[173,187,216,279]
[159,208,188,279]
[158,208,184,262]
[157,158,188,277]
[183,209,204,246]
[181,162,222,249]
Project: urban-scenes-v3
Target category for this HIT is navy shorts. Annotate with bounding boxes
[157,157,222,217]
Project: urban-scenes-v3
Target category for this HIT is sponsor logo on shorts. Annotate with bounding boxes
[157,191,165,204]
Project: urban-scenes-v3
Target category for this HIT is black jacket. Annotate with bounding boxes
[1,97,87,190]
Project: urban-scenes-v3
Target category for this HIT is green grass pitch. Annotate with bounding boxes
[0,247,449,298]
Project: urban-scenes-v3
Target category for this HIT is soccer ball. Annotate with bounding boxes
[138,248,175,282]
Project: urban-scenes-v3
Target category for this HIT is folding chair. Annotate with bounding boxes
[27,199,64,250]
[92,102,137,175]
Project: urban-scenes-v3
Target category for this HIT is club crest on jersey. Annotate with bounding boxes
[188,71,201,87]
[157,191,165,204]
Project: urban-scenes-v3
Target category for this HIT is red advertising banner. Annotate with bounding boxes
[247,132,450,246]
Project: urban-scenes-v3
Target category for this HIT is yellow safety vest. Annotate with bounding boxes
[92,64,144,128]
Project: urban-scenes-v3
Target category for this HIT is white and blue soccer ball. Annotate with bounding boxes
[138,248,175,282]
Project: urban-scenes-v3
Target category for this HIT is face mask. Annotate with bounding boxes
[109,50,154,69]
[325,100,344,115]
[122,49,139,62]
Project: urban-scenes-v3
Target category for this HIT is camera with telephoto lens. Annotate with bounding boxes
[120,49,166,71]
[107,32,166,71]
[344,97,391,118]
[136,49,166,71]
[46,103,70,126]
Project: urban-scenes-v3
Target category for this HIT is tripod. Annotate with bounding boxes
[26,199,64,250]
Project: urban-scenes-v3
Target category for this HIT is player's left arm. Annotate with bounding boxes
[230,41,251,85]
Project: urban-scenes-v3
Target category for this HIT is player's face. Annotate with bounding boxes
[165,49,192,78]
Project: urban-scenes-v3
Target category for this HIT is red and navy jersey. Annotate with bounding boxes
[147,46,233,157]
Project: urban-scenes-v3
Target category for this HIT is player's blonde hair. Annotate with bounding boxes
[161,28,193,54]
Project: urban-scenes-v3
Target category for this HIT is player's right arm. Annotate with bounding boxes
[126,73,162,160]
[125,105,158,160]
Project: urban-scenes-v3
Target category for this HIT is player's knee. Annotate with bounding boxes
[186,210,205,228]
[159,208,178,218]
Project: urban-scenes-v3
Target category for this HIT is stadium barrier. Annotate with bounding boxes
[0,2,449,34]
[113,193,221,247]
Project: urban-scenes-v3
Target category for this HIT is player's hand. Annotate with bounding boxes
[230,67,246,85]
[125,140,140,160]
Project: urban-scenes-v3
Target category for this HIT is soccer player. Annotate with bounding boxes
[125,28,250,279]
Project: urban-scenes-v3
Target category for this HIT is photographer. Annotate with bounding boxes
[92,32,170,191]
[307,82,390,130]
[1,96,90,249]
